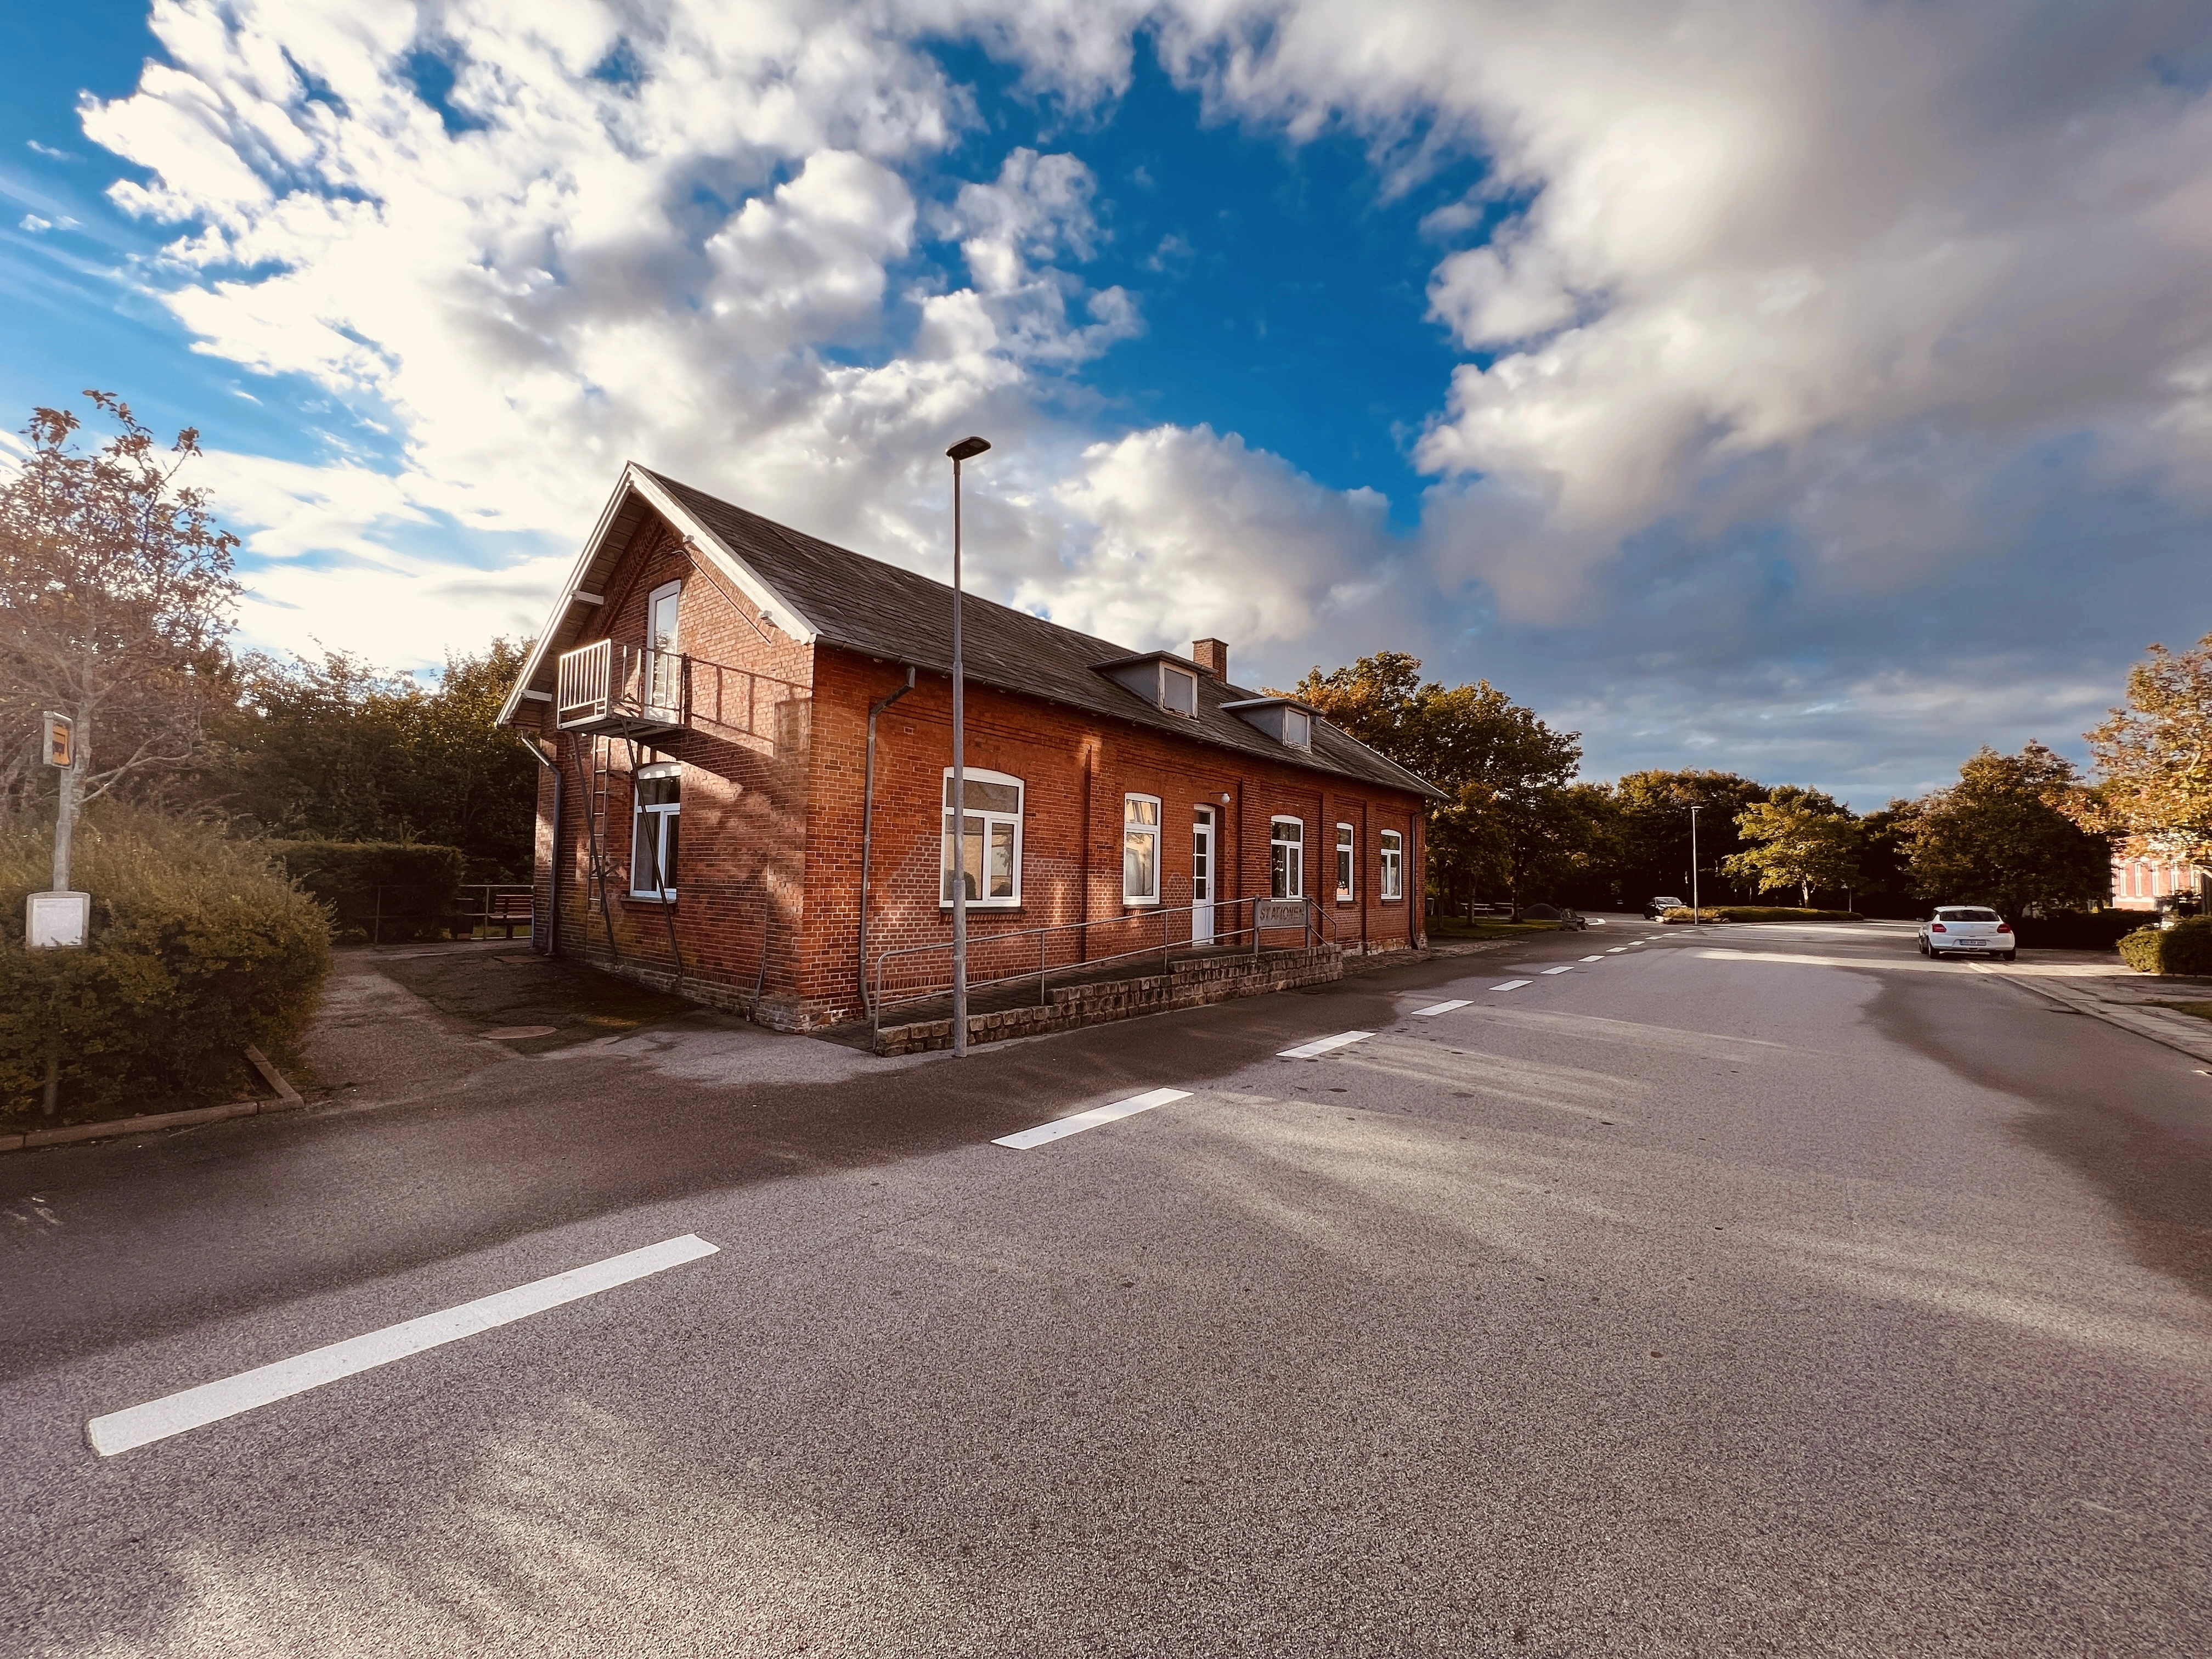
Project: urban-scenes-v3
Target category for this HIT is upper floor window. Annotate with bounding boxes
[630,764,680,900]
[1124,794,1162,905]
[943,769,1023,907]
[1336,823,1355,902]
[1271,817,1304,900]
[1283,708,1311,747]
[1161,666,1198,717]
[648,580,681,652]
[1380,830,1404,901]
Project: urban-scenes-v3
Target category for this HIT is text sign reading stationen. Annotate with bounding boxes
[27,890,89,949]
[1254,899,1307,930]
[43,713,72,769]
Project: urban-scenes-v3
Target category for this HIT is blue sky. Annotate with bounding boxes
[4,2,2210,805]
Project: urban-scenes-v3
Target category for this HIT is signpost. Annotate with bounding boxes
[29,711,87,949]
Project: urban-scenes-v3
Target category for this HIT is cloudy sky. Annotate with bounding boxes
[4,1,2209,804]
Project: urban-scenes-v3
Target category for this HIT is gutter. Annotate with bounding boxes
[858,666,917,1013]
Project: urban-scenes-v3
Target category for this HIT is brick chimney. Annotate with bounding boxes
[1190,638,1229,680]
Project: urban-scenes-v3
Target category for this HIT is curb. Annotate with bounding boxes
[1,1051,306,1156]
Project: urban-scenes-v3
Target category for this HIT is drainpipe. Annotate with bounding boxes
[857,667,916,1013]
[520,729,561,958]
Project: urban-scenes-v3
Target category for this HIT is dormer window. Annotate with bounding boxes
[1163,665,1198,716]
[1099,654,1205,717]
[1221,697,1315,750]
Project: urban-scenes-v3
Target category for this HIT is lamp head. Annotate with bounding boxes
[946,436,991,462]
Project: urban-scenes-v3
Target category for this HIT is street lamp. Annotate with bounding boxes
[946,435,990,1057]
[1689,804,1701,927]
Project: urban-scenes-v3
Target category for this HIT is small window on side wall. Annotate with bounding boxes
[1336,823,1355,901]
[943,769,1023,907]
[1380,830,1404,901]
[1271,817,1304,900]
[1124,794,1161,904]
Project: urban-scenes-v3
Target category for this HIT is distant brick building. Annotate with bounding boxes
[498,465,1442,1032]
[2111,854,2208,911]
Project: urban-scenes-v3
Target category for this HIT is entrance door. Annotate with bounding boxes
[1193,808,1216,945]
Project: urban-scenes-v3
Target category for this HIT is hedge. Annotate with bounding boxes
[2013,911,2146,951]
[2,811,331,1121]
[267,840,464,942]
[2118,918,2212,977]
[1707,906,1862,923]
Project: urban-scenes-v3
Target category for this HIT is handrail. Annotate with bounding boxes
[870,893,1338,1035]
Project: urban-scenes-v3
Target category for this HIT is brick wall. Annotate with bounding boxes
[517,506,1431,1030]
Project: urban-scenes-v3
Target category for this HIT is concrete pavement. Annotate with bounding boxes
[3,919,2209,1655]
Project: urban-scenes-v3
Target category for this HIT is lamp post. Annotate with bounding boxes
[945,435,990,1057]
[1689,804,1701,927]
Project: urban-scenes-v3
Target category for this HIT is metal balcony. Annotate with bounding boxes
[555,639,688,736]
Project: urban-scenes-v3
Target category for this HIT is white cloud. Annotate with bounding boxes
[61,0,2212,794]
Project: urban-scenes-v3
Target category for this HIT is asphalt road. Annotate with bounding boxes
[5,920,2210,1656]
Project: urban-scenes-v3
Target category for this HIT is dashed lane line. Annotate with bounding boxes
[1409,1000,1472,1017]
[994,1087,1193,1150]
[1277,1031,1376,1060]
[1491,980,1533,991]
[1606,947,1629,953]
[1579,955,1604,962]
[1541,966,1576,976]
[86,1234,720,1457]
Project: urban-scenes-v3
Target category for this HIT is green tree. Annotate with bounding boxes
[0,394,239,851]
[2069,633,2212,863]
[208,639,537,875]
[1612,770,1771,902]
[1291,652,1588,906]
[1723,786,1861,907]
[1900,743,2110,918]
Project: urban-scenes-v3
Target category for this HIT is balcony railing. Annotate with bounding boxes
[556,639,687,734]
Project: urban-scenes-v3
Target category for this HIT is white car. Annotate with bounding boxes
[1919,906,2016,962]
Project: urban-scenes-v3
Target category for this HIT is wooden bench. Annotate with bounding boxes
[479,890,534,939]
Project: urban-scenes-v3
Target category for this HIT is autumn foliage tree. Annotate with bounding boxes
[2069,633,2212,864]
[0,395,239,864]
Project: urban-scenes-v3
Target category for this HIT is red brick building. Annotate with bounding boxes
[498,465,1443,1032]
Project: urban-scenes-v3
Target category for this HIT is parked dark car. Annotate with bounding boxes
[1643,895,1686,919]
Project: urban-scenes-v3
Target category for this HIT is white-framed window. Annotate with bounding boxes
[1271,817,1304,900]
[647,579,681,651]
[1336,823,1355,902]
[942,768,1023,907]
[1124,794,1162,905]
[1283,708,1312,748]
[645,579,682,719]
[1380,829,1404,901]
[630,763,680,900]
[1161,665,1198,717]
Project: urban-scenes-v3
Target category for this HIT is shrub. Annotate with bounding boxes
[2013,911,2146,951]
[267,840,463,942]
[1709,906,1863,923]
[1660,907,1729,922]
[1,810,331,1121]
[2118,918,2212,977]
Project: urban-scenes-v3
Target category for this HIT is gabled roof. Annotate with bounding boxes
[500,464,1444,802]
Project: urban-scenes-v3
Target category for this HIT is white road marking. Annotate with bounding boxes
[1277,1031,1376,1060]
[994,1087,1193,1149]
[87,1234,719,1457]
[1542,966,1576,975]
[1580,955,1604,962]
[1606,947,1629,953]
[1491,980,1532,991]
[1409,1000,1471,1017]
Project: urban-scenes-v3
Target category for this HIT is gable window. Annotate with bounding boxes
[1336,823,1355,902]
[1161,666,1198,717]
[943,768,1023,907]
[1283,708,1311,748]
[1380,830,1404,901]
[630,765,680,900]
[1124,794,1162,905]
[645,579,682,720]
[1271,817,1304,900]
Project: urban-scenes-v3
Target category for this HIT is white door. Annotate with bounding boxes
[1193,809,1215,945]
